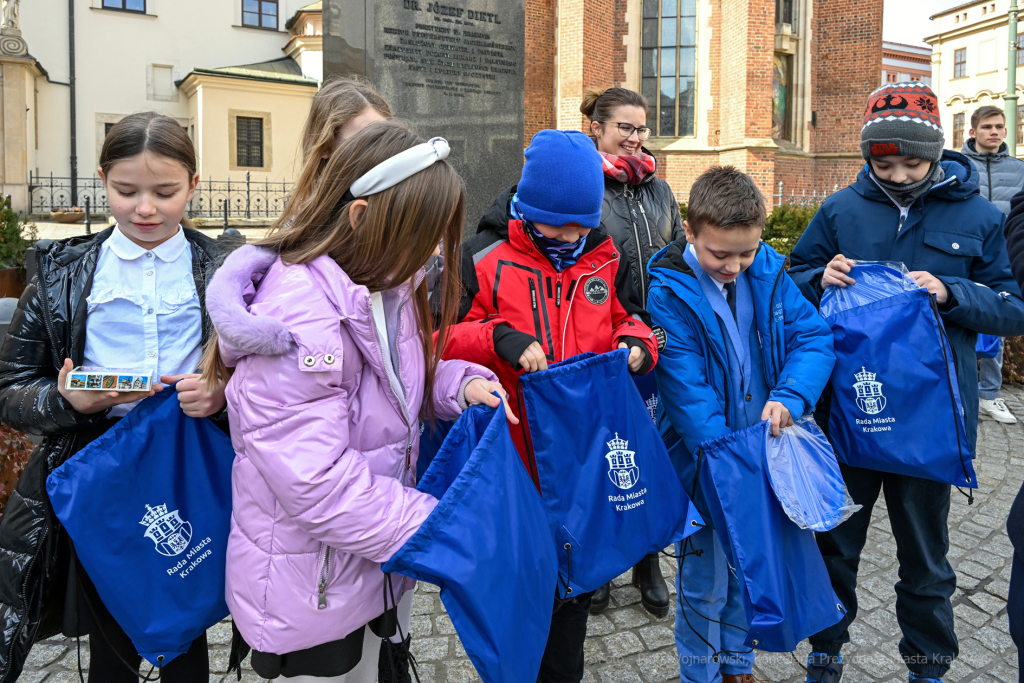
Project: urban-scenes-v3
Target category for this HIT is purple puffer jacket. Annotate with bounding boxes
[207,245,495,655]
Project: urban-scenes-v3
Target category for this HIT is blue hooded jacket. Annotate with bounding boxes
[646,241,836,495]
[789,151,1024,452]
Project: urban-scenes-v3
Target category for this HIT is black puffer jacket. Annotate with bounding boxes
[597,159,684,306]
[0,227,224,682]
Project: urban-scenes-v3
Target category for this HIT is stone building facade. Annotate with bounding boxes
[524,0,884,204]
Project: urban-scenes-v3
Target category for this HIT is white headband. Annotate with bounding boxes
[348,137,450,199]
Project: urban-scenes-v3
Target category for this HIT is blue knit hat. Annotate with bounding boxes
[517,129,604,229]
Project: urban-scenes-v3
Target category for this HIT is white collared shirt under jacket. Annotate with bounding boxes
[83,226,201,415]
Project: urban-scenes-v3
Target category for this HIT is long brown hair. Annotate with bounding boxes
[204,120,466,418]
[283,77,394,228]
[99,111,198,228]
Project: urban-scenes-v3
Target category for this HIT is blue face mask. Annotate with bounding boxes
[510,194,588,272]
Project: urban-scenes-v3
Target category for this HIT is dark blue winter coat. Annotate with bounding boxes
[646,241,836,494]
[789,151,1024,453]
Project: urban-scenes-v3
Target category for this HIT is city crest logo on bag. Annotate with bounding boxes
[645,395,658,422]
[853,366,887,415]
[141,503,193,557]
[584,276,610,305]
[605,433,640,490]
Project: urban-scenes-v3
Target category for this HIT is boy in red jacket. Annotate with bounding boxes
[439,128,659,683]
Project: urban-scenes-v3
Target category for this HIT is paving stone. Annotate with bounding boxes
[586,614,615,637]
[960,633,999,667]
[611,586,641,607]
[611,571,633,588]
[955,601,991,628]
[416,663,437,683]
[445,659,481,683]
[971,549,1006,569]
[958,559,994,580]
[862,608,901,636]
[411,637,449,661]
[26,645,68,668]
[412,594,436,615]
[975,625,1016,653]
[16,673,49,683]
[207,621,233,645]
[853,651,901,679]
[419,581,441,593]
[454,638,468,658]
[435,615,457,635]
[597,663,644,683]
[970,591,1006,615]
[410,615,433,637]
[637,625,674,651]
[584,638,609,666]
[635,651,679,681]
[754,652,804,680]
[610,607,651,629]
[602,632,644,658]
[987,579,1012,601]
[57,648,88,671]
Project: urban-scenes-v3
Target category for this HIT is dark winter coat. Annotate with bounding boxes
[597,164,685,305]
[789,151,1024,454]
[961,139,1024,215]
[0,227,225,682]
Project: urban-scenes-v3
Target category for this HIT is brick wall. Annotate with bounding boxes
[525,0,556,143]
[811,0,884,154]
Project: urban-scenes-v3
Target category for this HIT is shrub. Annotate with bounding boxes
[0,196,36,270]
[762,203,820,256]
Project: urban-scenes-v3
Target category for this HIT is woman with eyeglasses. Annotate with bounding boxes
[581,87,683,619]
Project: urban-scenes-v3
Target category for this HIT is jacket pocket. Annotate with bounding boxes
[923,232,983,258]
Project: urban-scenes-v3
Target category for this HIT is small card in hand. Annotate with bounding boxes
[65,367,152,392]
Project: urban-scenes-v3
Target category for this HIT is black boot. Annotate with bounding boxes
[632,553,669,617]
[378,635,414,683]
[589,582,610,614]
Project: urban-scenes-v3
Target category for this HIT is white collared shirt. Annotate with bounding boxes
[83,226,201,415]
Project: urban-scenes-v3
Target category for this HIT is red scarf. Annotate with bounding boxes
[599,150,656,186]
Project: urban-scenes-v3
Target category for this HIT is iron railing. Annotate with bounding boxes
[772,182,840,208]
[29,172,291,218]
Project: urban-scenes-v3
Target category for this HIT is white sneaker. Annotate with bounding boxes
[980,397,1018,424]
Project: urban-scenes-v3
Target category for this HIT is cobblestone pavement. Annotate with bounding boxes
[22,388,1024,682]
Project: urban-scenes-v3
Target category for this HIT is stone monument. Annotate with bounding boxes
[324,0,525,233]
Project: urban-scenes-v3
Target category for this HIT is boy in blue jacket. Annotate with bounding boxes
[647,166,835,683]
[788,83,1024,683]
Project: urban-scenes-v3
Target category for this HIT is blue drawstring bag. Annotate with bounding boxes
[764,417,860,532]
[417,419,455,483]
[383,404,560,683]
[632,369,660,424]
[46,387,234,666]
[519,350,702,597]
[699,420,846,652]
[977,334,1002,359]
[820,263,976,488]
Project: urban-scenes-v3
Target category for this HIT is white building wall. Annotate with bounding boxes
[23,0,308,178]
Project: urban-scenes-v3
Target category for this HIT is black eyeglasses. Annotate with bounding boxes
[603,122,652,141]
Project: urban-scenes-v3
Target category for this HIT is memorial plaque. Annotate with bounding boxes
[324,0,525,234]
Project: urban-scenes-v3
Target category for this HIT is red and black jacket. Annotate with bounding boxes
[439,191,658,461]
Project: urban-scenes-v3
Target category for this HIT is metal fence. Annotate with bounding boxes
[29,172,291,219]
[772,182,841,208]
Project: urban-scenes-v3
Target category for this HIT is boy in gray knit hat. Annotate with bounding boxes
[787,82,1024,683]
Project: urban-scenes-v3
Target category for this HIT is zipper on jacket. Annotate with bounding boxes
[316,544,333,609]
[987,156,993,202]
[371,293,415,473]
[556,280,562,308]
[559,259,616,359]
[624,187,649,304]
[765,266,786,384]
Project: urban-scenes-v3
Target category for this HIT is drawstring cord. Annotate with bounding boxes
[382,573,421,683]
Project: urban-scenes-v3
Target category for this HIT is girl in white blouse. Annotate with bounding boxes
[37,112,227,681]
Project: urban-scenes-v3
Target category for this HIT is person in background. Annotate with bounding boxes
[961,104,1024,425]
[578,85,683,618]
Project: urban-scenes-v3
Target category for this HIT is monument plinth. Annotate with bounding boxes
[324,0,525,233]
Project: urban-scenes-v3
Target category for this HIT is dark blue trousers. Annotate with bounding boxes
[808,465,957,679]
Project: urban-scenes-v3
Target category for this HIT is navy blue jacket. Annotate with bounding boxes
[647,241,836,495]
[789,151,1024,453]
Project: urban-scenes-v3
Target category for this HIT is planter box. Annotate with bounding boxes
[49,211,85,224]
[0,268,24,299]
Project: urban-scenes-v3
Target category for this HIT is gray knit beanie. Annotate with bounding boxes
[860,82,944,162]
